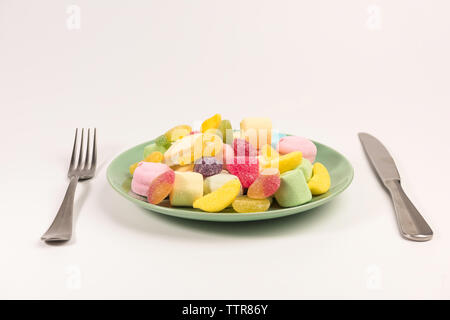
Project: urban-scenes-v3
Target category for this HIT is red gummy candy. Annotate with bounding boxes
[233,138,257,157]
[226,156,259,188]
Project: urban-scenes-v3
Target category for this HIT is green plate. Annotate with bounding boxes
[107,135,353,222]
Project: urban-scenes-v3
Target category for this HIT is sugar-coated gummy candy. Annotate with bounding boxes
[165,125,192,142]
[131,162,174,204]
[155,134,171,149]
[262,151,303,174]
[147,169,175,204]
[232,196,271,213]
[218,120,233,144]
[143,143,167,159]
[203,173,242,195]
[193,179,241,212]
[274,168,312,207]
[170,172,203,206]
[226,156,260,188]
[144,151,164,163]
[201,114,222,133]
[240,117,272,149]
[233,138,257,157]
[297,158,313,182]
[277,136,317,163]
[194,157,223,177]
[247,168,280,199]
[307,162,330,195]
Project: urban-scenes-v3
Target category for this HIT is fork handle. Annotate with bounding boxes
[385,180,433,242]
[41,176,79,241]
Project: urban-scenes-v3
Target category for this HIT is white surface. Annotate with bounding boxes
[1,0,449,299]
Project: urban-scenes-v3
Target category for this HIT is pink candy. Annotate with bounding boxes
[233,138,257,157]
[226,156,259,188]
[131,162,175,204]
[247,168,280,199]
[277,136,317,163]
[222,143,235,168]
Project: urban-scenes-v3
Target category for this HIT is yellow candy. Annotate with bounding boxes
[307,162,331,195]
[201,114,222,133]
[193,179,241,212]
[262,151,302,174]
[129,162,139,175]
[232,196,271,213]
[201,132,223,157]
[144,151,164,163]
[240,117,272,149]
[165,125,192,142]
[260,144,279,161]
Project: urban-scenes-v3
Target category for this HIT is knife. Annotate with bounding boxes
[358,132,433,241]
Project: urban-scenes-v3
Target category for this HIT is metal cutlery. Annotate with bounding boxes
[358,132,432,241]
[41,128,97,242]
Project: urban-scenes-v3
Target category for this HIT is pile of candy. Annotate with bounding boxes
[129,115,331,213]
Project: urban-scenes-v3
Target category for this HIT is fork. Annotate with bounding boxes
[41,128,97,242]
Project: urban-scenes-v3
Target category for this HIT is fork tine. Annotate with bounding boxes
[77,128,84,170]
[91,128,97,171]
[69,128,78,171]
[84,128,91,170]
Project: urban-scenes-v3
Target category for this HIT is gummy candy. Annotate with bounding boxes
[233,138,257,157]
[147,169,175,204]
[262,151,302,174]
[193,179,241,212]
[170,172,204,206]
[222,143,234,168]
[218,120,233,143]
[165,125,192,142]
[201,114,222,133]
[274,168,311,207]
[143,143,167,159]
[131,162,174,204]
[307,162,331,195]
[129,162,139,175]
[240,117,272,149]
[201,132,223,158]
[297,158,312,182]
[232,196,271,213]
[194,157,223,177]
[259,144,279,161]
[155,134,171,149]
[226,156,259,188]
[144,151,164,163]
[247,168,280,199]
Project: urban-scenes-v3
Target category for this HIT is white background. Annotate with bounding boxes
[1,0,449,299]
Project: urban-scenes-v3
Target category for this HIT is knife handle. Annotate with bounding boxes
[384,180,433,241]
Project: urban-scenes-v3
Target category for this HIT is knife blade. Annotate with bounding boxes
[358,132,433,241]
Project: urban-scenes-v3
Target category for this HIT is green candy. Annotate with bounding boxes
[218,120,233,144]
[296,158,313,182]
[143,143,167,158]
[275,168,312,207]
[155,134,171,149]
